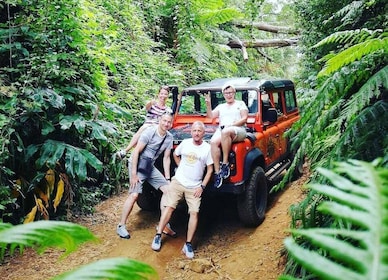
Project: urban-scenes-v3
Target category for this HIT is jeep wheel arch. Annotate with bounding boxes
[243,148,265,182]
[136,182,161,211]
[237,166,268,227]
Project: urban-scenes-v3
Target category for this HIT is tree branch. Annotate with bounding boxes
[233,21,300,35]
[228,38,298,49]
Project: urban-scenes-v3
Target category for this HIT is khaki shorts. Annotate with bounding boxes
[166,178,201,213]
[213,126,246,142]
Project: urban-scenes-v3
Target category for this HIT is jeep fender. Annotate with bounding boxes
[243,148,265,182]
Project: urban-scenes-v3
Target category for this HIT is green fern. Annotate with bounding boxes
[341,66,388,118]
[313,29,384,48]
[0,220,98,259]
[281,159,388,280]
[319,37,388,76]
[0,221,158,279]
[53,257,158,280]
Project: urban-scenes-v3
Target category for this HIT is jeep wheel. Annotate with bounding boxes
[237,166,268,227]
[136,182,161,211]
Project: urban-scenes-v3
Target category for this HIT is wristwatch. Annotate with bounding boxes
[201,185,206,190]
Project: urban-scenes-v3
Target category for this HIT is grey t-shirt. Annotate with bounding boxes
[137,125,173,161]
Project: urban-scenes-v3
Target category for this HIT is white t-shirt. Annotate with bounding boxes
[214,100,248,127]
[174,139,213,188]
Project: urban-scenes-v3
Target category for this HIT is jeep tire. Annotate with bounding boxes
[237,166,268,227]
[136,182,161,211]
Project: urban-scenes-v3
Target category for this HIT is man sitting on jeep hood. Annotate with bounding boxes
[205,84,248,188]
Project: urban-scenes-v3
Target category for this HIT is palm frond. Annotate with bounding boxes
[335,100,388,160]
[53,257,158,280]
[341,66,388,118]
[283,159,388,280]
[197,8,243,25]
[318,37,387,77]
[0,220,98,259]
[313,29,384,48]
[330,0,363,27]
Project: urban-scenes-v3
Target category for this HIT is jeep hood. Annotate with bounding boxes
[170,124,218,144]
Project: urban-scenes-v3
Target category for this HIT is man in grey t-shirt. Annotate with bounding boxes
[116,113,174,239]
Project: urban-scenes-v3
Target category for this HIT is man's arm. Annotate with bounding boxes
[205,93,218,119]
[202,164,214,187]
[163,148,171,179]
[232,108,248,127]
[173,151,181,166]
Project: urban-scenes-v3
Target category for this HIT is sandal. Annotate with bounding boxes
[156,223,177,238]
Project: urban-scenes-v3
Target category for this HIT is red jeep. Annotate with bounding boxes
[137,77,300,227]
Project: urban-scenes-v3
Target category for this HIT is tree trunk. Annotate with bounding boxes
[228,38,298,49]
[233,21,300,35]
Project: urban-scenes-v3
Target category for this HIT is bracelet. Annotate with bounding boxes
[166,178,171,181]
[201,185,206,190]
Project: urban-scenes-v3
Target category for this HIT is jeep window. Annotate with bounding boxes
[179,90,255,115]
[179,92,207,114]
[247,90,258,113]
[272,92,284,115]
[285,90,297,112]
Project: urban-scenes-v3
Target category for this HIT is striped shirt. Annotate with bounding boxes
[145,103,167,124]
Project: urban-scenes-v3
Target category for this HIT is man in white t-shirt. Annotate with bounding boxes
[151,121,213,259]
[205,84,248,188]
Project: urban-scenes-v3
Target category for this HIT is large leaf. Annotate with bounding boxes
[282,159,388,280]
[0,222,157,280]
[34,140,103,181]
[0,220,97,259]
[53,257,158,280]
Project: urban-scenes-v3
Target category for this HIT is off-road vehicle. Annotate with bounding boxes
[137,77,300,227]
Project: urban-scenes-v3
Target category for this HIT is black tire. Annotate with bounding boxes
[237,166,268,227]
[136,182,161,211]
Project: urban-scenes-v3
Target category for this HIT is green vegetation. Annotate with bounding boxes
[281,159,388,280]
[0,220,157,279]
[280,0,387,279]
[0,0,387,279]
[0,0,296,223]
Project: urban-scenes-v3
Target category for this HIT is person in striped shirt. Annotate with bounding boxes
[118,85,172,156]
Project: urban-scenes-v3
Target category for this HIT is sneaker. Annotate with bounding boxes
[116,224,130,239]
[220,163,230,179]
[151,234,162,251]
[214,172,223,188]
[182,242,194,259]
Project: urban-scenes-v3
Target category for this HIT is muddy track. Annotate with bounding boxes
[1,168,309,280]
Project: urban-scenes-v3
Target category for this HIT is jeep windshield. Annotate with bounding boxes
[178,90,259,115]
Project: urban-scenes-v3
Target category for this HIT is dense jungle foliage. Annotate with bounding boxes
[280,0,388,279]
[0,0,387,279]
[0,0,297,223]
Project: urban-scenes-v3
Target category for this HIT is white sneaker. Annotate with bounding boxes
[182,243,194,259]
[151,234,162,251]
[116,224,130,239]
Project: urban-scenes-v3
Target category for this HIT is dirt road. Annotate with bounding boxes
[1,169,308,280]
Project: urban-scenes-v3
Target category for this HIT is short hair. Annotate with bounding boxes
[222,84,236,93]
[161,111,173,118]
[192,121,205,130]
